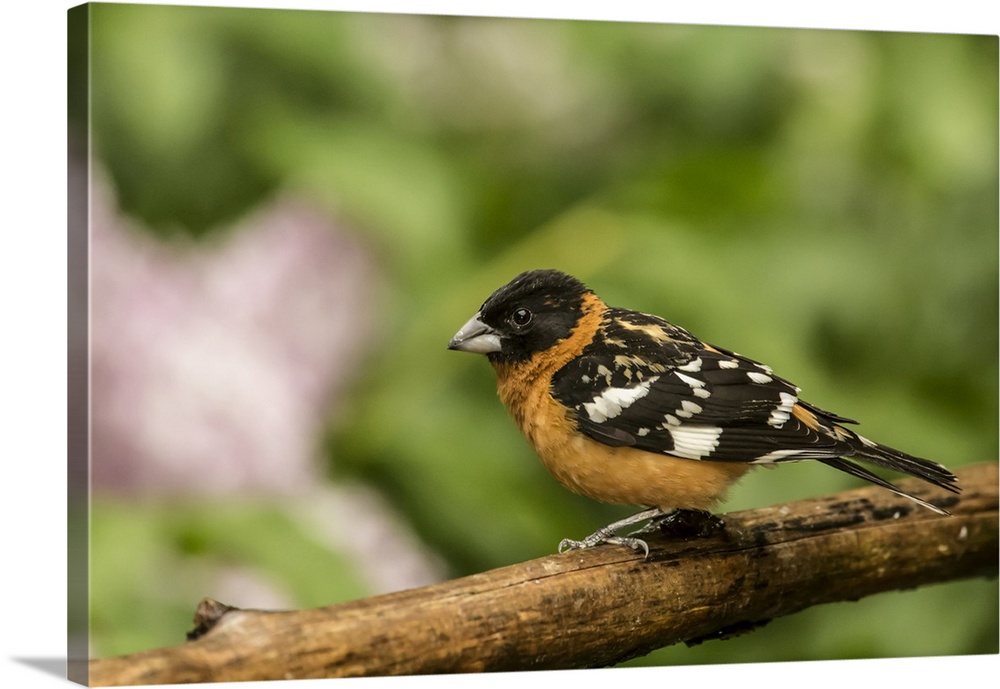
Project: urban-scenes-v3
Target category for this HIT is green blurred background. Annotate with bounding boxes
[75,3,998,666]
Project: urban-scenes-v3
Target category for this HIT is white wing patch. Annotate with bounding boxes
[675,399,703,419]
[668,425,724,460]
[747,371,773,385]
[674,371,712,399]
[581,376,660,423]
[676,357,703,372]
[767,391,798,428]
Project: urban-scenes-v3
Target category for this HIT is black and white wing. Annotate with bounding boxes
[550,309,958,510]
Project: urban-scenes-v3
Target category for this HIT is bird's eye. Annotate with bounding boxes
[511,307,532,327]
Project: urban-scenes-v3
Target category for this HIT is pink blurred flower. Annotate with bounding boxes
[89,172,378,495]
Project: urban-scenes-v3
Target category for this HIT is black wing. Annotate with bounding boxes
[551,336,847,463]
[550,308,959,510]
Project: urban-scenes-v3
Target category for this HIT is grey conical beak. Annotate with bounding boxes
[448,312,502,354]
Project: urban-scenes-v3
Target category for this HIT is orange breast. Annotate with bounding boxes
[493,294,749,511]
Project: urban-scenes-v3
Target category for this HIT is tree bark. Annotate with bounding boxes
[88,462,997,686]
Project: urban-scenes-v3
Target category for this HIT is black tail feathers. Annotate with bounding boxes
[823,433,960,515]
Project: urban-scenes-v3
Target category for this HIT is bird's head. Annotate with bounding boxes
[448,269,591,365]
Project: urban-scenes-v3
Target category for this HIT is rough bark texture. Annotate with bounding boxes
[88,462,997,686]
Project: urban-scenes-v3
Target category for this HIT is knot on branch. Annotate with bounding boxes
[187,598,239,641]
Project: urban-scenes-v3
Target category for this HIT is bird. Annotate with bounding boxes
[447,268,960,556]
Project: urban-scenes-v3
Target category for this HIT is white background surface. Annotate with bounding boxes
[1,1,996,688]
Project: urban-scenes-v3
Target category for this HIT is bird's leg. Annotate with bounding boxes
[558,507,672,558]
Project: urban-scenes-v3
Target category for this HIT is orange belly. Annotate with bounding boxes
[495,372,747,509]
[512,382,748,509]
[541,432,748,509]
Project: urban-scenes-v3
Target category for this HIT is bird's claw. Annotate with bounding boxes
[557,507,726,558]
[558,538,585,553]
[558,535,650,558]
[559,534,649,559]
[609,536,650,558]
[557,507,669,558]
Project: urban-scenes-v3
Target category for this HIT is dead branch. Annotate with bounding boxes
[88,462,997,685]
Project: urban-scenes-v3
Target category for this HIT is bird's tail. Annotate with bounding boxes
[820,432,960,515]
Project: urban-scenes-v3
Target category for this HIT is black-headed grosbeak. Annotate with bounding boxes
[448,269,960,555]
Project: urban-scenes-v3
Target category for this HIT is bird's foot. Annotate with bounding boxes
[558,534,650,558]
[557,507,669,558]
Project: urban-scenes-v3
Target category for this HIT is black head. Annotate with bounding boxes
[448,269,591,364]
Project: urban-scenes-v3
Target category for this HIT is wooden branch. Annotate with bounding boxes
[89,462,997,686]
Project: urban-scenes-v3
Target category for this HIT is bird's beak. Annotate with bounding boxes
[448,312,502,354]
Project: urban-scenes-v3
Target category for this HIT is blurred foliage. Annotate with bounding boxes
[89,498,370,657]
[80,4,997,664]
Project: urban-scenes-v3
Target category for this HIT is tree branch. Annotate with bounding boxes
[89,462,997,685]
